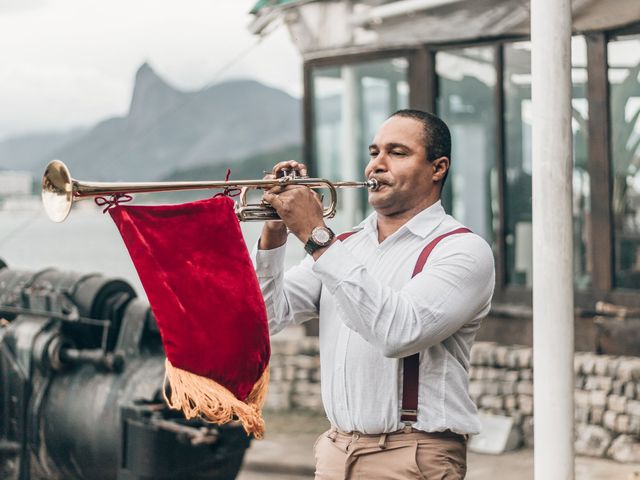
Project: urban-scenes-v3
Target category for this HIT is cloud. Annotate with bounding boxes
[0,0,46,14]
[0,0,301,138]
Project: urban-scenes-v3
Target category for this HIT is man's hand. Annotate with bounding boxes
[258,160,312,250]
[263,185,325,244]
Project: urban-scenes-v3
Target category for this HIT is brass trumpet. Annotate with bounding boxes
[42,160,379,223]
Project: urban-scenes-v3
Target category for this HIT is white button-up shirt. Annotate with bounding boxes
[251,201,495,435]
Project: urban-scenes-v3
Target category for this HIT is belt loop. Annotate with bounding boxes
[378,433,387,450]
[327,428,338,442]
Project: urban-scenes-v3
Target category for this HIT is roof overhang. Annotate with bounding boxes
[249,0,640,58]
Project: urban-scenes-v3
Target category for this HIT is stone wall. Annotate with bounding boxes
[264,338,640,462]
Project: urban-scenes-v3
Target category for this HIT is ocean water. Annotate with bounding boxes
[0,202,307,301]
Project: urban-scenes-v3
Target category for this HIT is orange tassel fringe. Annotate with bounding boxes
[163,359,269,438]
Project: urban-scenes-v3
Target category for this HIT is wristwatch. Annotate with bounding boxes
[304,226,335,255]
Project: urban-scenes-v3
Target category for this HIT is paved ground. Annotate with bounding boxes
[237,412,640,479]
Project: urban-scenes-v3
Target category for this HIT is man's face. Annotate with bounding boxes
[365,116,437,217]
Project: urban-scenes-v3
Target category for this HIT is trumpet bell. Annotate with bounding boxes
[42,160,74,223]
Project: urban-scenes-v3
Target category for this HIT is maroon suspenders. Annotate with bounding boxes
[400,227,472,424]
[336,231,359,242]
[337,226,472,426]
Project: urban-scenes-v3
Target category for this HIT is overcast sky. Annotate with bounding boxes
[0,0,301,139]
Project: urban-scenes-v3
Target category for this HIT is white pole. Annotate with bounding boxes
[531,0,574,479]
[341,65,361,227]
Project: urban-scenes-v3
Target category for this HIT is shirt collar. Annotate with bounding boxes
[357,200,447,240]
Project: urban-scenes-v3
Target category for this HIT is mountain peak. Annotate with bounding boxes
[128,62,184,126]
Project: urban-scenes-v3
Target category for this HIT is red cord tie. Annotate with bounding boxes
[213,169,241,198]
[94,194,134,213]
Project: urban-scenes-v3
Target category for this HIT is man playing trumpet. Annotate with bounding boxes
[252,109,495,479]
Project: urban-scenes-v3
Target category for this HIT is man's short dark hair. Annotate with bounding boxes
[390,109,451,185]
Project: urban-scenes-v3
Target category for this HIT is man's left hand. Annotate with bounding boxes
[262,185,325,243]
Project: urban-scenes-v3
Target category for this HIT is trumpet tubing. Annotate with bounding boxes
[41,160,378,222]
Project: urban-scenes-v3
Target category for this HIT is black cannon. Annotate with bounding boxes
[0,260,251,480]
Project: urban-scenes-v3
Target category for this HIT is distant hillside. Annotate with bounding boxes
[147,144,303,203]
[163,144,303,182]
[0,63,302,181]
[0,129,85,172]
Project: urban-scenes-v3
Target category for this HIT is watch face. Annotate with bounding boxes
[312,227,331,244]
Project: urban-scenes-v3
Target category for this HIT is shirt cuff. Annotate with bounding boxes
[252,240,287,277]
[311,240,361,294]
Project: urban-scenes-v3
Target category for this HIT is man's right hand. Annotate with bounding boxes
[258,160,308,250]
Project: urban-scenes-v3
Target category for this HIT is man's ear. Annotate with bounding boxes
[431,156,450,183]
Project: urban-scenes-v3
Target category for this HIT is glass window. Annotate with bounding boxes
[436,46,497,246]
[503,37,591,289]
[609,33,640,289]
[311,58,408,229]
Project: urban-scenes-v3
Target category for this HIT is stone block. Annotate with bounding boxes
[299,336,320,354]
[608,394,628,413]
[518,395,533,415]
[590,407,605,425]
[575,376,585,389]
[581,354,597,375]
[270,366,284,382]
[574,352,588,374]
[615,359,640,381]
[504,395,518,411]
[271,339,300,356]
[484,381,500,396]
[603,410,618,431]
[293,381,321,396]
[575,390,591,407]
[295,354,319,369]
[516,381,534,396]
[584,376,613,392]
[608,434,640,463]
[520,369,533,381]
[589,390,609,408]
[624,382,637,400]
[264,391,291,411]
[470,342,495,366]
[310,368,321,383]
[474,367,488,380]
[504,347,531,369]
[629,416,640,436]
[469,366,479,380]
[295,368,310,381]
[626,399,640,417]
[575,405,590,424]
[594,355,613,377]
[283,365,296,381]
[615,414,631,434]
[574,424,612,457]
[504,370,520,382]
[522,416,534,448]
[499,380,517,395]
[611,379,625,396]
[480,395,503,410]
[292,394,323,410]
[493,345,510,367]
[468,380,484,398]
[607,358,621,377]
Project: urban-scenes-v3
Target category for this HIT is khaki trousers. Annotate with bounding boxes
[313,427,467,480]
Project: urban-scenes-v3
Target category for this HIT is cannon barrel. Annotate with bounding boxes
[0,261,250,480]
